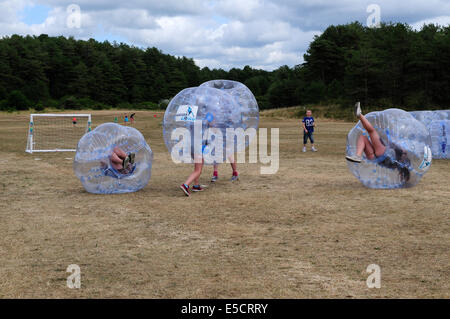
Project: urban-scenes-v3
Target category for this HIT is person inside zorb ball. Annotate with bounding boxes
[163,81,260,196]
[74,123,153,194]
[200,80,260,182]
[163,83,259,165]
[346,103,432,189]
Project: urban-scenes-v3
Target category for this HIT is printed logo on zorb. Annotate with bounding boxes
[176,105,198,122]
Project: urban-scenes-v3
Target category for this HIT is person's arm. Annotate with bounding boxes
[302,119,308,132]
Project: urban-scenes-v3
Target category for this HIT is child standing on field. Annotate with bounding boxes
[302,110,317,152]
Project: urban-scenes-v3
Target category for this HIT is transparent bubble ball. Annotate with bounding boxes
[346,109,432,189]
[200,80,259,132]
[163,82,259,164]
[410,110,449,128]
[410,110,450,159]
[430,120,449,159]
[74,123,153,194]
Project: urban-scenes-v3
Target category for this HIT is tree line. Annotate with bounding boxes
[0,22,448,114]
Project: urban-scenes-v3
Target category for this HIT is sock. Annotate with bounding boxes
[213,171,218,177]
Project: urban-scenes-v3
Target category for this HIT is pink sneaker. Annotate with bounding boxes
[180,184,190,196]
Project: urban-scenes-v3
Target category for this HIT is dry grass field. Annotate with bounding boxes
[0,110,448,298]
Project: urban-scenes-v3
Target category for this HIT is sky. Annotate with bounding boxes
[0,0,449,71]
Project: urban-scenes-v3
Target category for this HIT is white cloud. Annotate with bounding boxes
[411,16,450,30]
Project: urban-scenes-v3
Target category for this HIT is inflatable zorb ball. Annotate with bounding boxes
[429,120,449,159]
[346,109,432,189]
[410,110,450,159]
[410,110,449,129]
[200,80,259,133]
[74,123,153,194]
[163,83,259,164]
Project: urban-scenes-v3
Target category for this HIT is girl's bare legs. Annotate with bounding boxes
[230,160,237,173]
[229,156,238,181]
[358,114,386,157]
[193,170,201,186]
[184,158,204,186]
[211,163,219,181]
[356,135,376,160]
[212,157,237,181]
[213,157,236,172]
[113,147,127,158]
[110,147,127,170]
[193,159,203,186]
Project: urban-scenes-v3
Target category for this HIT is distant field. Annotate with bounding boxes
[0,110,448,298]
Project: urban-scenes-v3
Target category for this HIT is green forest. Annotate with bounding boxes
[0,22,448,115]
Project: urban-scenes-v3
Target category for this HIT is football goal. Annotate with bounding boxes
[26,114,92,153]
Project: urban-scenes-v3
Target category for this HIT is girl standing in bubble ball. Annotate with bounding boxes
[205,112,239,183]
[180,103,207,197]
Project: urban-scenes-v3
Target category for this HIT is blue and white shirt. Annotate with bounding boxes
[302,116,315,133]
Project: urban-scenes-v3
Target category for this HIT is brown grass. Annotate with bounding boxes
[0,110,449,298]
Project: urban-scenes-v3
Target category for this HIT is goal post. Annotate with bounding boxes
[26,114,92,153]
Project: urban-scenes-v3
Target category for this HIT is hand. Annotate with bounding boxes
[304,129,308,133]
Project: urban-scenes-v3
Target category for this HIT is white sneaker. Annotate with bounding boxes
[312,147,317,152]
[346,155,362,163]
[302,147,307,152]
[355,102,362,118]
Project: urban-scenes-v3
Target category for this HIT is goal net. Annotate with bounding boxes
[26,114,92,153]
